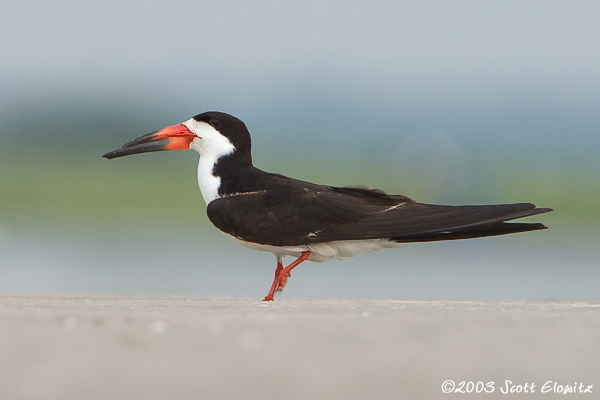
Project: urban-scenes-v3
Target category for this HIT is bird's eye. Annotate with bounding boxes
[209,118,220,127]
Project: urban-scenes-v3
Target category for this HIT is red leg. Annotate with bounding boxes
[263,257,284,302]
[262,251,311,301]
[277,251,310,290]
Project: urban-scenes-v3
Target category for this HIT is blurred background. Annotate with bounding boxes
[0,0,598,299]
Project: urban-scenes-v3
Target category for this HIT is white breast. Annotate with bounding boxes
[196,156,222,204]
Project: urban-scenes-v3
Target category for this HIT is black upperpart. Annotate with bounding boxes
[190,111,552,247]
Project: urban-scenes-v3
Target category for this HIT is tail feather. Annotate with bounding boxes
[391,221,548,242]
[309,203,553,244]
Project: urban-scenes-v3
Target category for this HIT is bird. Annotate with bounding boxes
[103,111,552,301]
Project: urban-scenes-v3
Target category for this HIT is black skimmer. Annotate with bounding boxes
[103,111,552,301]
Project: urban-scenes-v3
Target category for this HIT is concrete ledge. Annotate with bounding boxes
[1,296,598,399]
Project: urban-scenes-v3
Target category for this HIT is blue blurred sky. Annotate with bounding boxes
[1,0,599,159]
[1,1,598,298]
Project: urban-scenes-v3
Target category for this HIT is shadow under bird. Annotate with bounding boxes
[103,111,552,301]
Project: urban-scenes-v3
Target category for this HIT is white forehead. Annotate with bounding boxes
[182,118,235,159]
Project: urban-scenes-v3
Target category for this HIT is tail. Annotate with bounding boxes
[309,202,553,244]
[389,204,552,242]
[391,221,548,242]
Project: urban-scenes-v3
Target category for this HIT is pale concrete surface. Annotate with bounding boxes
[0,296,599,400]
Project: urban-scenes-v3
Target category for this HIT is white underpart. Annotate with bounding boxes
[183,119,235,204]
[230,235,403,263]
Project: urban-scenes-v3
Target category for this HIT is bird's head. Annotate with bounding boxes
[102,111,252,165]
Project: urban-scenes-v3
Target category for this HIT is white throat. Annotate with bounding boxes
[183,119,235,204]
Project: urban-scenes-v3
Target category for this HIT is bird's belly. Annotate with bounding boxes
[228,235,402,262]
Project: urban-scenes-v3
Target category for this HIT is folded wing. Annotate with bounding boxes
[206,181,551,246]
